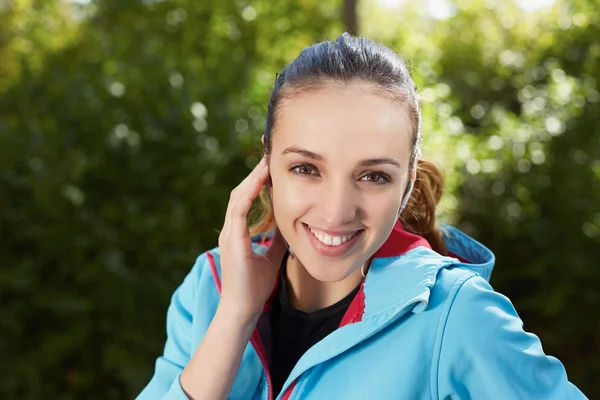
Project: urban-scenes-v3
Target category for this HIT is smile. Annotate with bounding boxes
[307,226,360,246]
[302,223,364,258]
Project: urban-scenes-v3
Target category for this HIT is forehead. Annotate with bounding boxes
[272,84,412,160]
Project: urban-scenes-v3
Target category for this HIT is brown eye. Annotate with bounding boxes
[360,172,391,184]
[291,164,318,176]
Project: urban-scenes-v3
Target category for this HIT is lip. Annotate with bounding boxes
[302,223,364,258]
[305,224,361,236]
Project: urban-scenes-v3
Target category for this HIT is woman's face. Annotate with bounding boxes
[268,83,414,282]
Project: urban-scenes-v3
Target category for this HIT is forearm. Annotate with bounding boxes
[180,306,258,400]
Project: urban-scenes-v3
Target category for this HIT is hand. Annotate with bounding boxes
[217,157,287,323]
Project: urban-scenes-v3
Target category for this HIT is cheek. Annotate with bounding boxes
[367,192,403,239]
[270,172,311,220]
[363,195,402,252]
[367,189,403,219]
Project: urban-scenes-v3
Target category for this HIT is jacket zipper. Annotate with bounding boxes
[249,329,273,400]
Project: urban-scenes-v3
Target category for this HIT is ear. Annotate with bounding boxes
[261,135,265,147]
[410,166,417,182]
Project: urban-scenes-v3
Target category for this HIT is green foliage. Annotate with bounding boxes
[1,0,598,398]
[0,0,342,398]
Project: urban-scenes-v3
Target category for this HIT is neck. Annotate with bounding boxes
[284,254,366,313]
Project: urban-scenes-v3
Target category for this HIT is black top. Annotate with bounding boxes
[268,252,361,396]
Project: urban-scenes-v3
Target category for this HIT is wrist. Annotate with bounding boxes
[215,304,260,335]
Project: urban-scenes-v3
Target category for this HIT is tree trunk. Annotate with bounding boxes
[342,0,359,35]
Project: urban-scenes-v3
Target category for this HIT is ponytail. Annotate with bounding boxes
[400,159,447,255]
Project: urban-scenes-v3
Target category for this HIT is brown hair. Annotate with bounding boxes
[249,33,447,255]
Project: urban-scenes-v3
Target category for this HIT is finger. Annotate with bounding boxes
[223,157,269,237]
[233,157,269,196]
[229,170,270,240]
[224,158,268,224]
[229,168,270,221]
[264,228,288,267]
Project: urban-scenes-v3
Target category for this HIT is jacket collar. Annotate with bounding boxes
[354,221,447,320]
[361,221,496,318]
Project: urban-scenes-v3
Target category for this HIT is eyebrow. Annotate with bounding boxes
[359,157,401,168]
[281,146,401,168]
[282,146,323,161]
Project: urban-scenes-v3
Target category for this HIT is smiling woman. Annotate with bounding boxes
[258,82,434,298]
[137,33,588,400]
[252,63,447,259]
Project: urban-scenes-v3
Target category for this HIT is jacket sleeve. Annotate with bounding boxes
[136,254,208,400]
[436,274,588,400]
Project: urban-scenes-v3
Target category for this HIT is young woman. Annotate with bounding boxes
[137,33,587,400]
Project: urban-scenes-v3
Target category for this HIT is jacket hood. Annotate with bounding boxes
[439,224,495,281]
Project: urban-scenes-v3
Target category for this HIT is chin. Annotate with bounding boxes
[301,258,360,283]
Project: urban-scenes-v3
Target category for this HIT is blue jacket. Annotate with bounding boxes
[137,222,587,399]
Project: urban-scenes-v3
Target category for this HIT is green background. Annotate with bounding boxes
[1,0,598,398]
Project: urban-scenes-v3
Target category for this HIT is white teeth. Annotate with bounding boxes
[309,227,358,246]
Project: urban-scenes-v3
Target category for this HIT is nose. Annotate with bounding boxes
[318,179,358,228]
